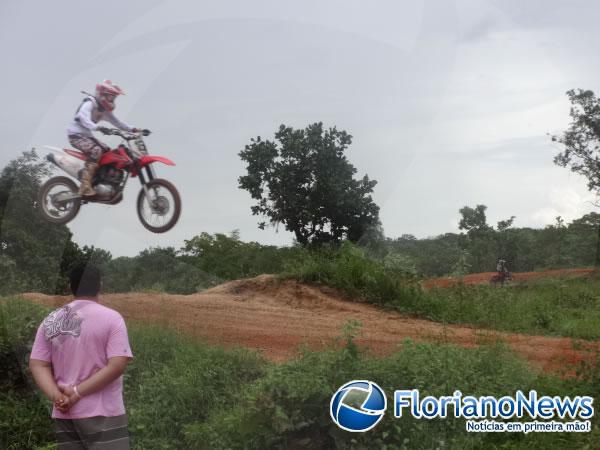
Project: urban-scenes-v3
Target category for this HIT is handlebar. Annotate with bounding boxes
[100,128,151,139]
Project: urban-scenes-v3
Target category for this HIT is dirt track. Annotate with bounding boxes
[22,274,598,375]
[422,268,596,289]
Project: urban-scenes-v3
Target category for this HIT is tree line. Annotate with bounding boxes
[2,89,600,293]
[0,149,597,296]
[373,206,600,276]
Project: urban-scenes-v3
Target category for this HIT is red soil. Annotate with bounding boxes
[422,268,597,289]
[21,274,598,376]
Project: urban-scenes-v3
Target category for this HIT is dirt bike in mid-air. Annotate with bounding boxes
[490,270,512,286]
[38,128,181,233]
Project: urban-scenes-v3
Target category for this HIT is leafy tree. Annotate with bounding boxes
[458,205,491,235]
[356,222,387,258]
[535,217,571,268]
[451,249,471,276]
[497,216,516,232]
[503,227,537,272]
[99,247,217,294]
[56,243,113,294]
[496,215,516,265]
[458,205,496,272]
[567,212,600,266]
[182,231,297,280]
[238,122,380,246]
[553,89,600,192]
[182,232,253,280]
[387,233,462,277]
[552,89,600,264]
[0,150,74,293]
[383,252,417,275]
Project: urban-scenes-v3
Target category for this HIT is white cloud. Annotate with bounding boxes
[531,188,596,226]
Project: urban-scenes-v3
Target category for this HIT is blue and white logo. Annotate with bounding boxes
[330,380,387,432]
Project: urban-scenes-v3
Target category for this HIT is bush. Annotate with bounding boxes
[185,337,599,449]
[124,325,267,448]
[282,242,421,308]
[0,299,54,448]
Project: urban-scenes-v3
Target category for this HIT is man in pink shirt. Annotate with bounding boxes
[29,263,134,449]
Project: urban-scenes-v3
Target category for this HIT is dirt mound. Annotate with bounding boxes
[21,275,598,375]
[423,268,597,289]
[203,275,360,312]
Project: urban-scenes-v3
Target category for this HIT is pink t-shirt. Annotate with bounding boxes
[30,299,133,419]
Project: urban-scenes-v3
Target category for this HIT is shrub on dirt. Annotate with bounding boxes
[282,242,421,308]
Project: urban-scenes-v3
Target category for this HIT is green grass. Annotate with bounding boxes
[411,278,600,340]
[283,243,600,340]
[2,298,600,449]
[185,340,600,450]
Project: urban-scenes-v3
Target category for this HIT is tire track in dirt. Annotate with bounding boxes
[22,274,598,375]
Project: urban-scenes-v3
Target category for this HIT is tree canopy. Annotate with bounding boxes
[458,204,491,235]
[238,122,380,246]
[553,89,600,194]
[0,150,74,293]
[552,89,600,264]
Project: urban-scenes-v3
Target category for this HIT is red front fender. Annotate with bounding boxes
[138,155,175,167]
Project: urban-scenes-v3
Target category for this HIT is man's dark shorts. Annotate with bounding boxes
[54,414,130,450]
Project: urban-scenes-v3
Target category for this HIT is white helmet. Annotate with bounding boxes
[95,79,125,111]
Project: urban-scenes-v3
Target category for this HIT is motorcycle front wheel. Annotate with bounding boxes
[38,176,81,224]
[136,178,181,233]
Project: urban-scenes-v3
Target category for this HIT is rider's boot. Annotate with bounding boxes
[78,162,98,197]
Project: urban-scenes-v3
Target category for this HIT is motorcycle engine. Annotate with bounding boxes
[94,183,115,199]
[94,166,124,200]
[99,167,124,184]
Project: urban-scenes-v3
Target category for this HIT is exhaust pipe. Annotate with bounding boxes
[44,150,84,180]
[46,153,58,166]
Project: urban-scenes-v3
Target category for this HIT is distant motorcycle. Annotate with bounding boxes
[38,128,181,233]
[490,271,512,286]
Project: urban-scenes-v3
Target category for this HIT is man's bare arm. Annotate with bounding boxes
[75,356,131,397]
[29,359,63,402]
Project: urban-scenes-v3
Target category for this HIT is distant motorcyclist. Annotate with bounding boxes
[496,258,509,277]
[67,80,140,196]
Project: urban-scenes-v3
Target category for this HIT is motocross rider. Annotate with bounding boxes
[496,258,508,276]
[67,80,139,196]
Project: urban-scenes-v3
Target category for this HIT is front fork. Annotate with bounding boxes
[138,165,157,206]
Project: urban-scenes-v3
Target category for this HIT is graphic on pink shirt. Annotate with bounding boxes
[42,305,83,340]
[30,300,133,419]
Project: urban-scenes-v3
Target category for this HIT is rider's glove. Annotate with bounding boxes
[131,128,139,133]
[97,126,111,135]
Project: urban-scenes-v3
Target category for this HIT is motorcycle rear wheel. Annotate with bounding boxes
[136,178,181,233]
[38,176,81,224]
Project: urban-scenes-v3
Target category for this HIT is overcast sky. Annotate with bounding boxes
[1,0,599,257]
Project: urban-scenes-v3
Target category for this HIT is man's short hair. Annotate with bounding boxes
[69,263,101,297]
